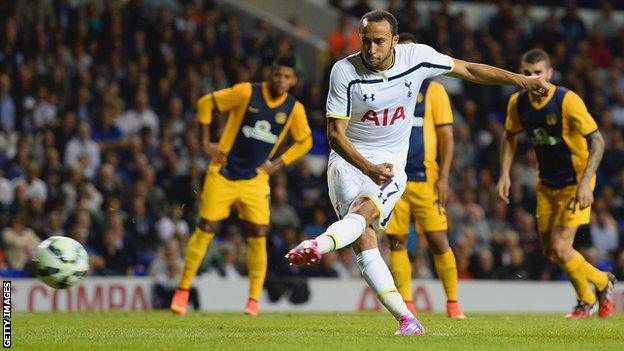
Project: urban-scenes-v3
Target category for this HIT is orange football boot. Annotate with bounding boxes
[446,301,466,319]
[170,289,190,316]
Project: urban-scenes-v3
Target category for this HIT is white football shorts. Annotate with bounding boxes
[327,153,407,232]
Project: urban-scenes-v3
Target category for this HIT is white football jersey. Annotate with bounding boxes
[326,43,453,165]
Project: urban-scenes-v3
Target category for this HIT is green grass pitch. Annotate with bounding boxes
[14,311,624,350]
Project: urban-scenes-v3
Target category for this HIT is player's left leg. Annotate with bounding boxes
[241,221,268,316]
[424,230,464,319]
[238,173,272,316]
[354,227,424,335]
[552,184,614,318]
[549,226,596,319]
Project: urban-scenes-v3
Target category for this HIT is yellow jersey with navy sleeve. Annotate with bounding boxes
[199,81,311,180]
[406,79,453,181]
[195,81,312,224]
[505,85,597,188]
[505,85,597,233]
[386,79,452,235]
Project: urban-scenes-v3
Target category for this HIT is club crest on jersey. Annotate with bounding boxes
[275,112,287,124]
[404,80,413,98]
[363,93,375,101]
[546,113,558,126]
[242,120,278,144]
[416,92,424,103]
[360,106,406,126]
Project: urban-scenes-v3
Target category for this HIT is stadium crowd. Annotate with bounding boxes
[1,0,624,295]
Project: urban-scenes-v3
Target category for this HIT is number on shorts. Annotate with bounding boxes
[378,181,400,205]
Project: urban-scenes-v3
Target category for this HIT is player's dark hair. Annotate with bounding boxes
[521,48,551,67]
[398,32,416,44]
[360,10,398,36]
[273,55,296,70]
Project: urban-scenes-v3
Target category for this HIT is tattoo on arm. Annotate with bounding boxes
[582,131,605,181]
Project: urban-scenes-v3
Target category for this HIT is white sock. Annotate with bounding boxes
[315,213,366,254]
[357,248,412,319]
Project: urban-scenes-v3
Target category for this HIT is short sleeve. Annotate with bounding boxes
[326,62,351,119]
[504,93,524,134]
[562,91,598,136]
[412,44,454,79]
[289,102,312,141]
[212,82,251,113]
[427,82,453,125]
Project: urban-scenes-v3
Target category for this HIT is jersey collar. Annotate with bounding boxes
[261,82,288,108]
[528,85,556,110]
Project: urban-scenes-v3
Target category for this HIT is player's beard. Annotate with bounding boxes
[364,51,392,71]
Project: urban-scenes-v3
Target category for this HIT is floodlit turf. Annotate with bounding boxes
[14,311,624,350]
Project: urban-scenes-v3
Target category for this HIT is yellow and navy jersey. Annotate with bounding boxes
[505,85,598,188]
[197,82,312,180]
[405,80,453,181]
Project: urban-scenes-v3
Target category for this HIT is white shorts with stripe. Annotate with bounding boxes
[327,152,407,232]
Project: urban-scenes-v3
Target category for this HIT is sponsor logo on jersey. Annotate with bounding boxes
[242,120,278,144]
[360,106,406,126]
[363,93,375,101]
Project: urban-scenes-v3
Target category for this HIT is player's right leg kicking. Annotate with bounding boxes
[287,196,424,335]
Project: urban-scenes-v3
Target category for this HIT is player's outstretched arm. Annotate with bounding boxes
[497,131,518,204]
[448,59,550,96]
[327,117,393,185]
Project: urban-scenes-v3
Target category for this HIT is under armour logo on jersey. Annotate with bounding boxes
[404,80,413,98]
[363,93,375,101]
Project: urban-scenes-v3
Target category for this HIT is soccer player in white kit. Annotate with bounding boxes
[286,10,549,335]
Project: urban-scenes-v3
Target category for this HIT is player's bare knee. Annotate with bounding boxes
[243,221,268,237]
[355,227,378,252]
[198,219,217,233]
[425,231,450,255]
[550,240,571,263]
[349,198,379,226]
[387,234,407,251]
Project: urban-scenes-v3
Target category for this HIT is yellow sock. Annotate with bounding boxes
[389,250,413,302]
[583,261,608,291]
[179,228,214,290]
[247,236,267,301]
[561,251,596,305]
[434,250,459,301]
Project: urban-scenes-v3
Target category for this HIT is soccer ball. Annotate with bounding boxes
[34,236,89,289]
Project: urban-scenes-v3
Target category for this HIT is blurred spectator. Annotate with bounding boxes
[471,249,495,279]
[12,161,47,203]
[95,228,133,276]
[347,0,372,19]
[270,185,301,229]
[495,247,529,280]
[327,12,359,59]
[150,239,199,309]
[64,122,101,179]
[155,203,190,242]
[0,73,16,132]
[589,202,619,258]
[1,215,40,271]
[116,90,158,136]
